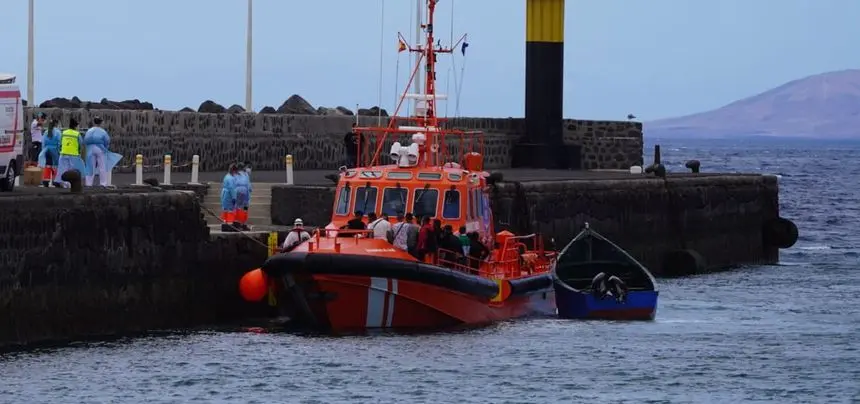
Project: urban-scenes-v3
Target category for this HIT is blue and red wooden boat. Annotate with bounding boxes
[552,223,659,320]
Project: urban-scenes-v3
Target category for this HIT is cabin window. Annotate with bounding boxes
[473,189,483,218]
[354,186,379,215]
[359,170,383,179]
[442,190,460,219]
[387,171,413,180]
[413,188,439,219]
[417,172,443,181]
[335,186,351,215]
[344,170,357,178]
[448,173,462,181]
[467,188,474,220]
[381,188,409,216]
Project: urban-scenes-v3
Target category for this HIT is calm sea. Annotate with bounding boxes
[1,137,858,404]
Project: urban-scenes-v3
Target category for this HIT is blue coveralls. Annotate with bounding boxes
[220,172,238,222]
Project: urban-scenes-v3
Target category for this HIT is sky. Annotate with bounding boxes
[2,0,859,121]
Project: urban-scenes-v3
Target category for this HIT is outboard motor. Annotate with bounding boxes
[607,275,629,304]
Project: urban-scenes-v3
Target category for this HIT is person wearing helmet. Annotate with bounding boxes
[220,164,240,232]
[232,162,251,231]
[83,116,120,187]
[281,218,311,252]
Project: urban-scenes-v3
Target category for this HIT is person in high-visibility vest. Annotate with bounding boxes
[55,118,86,188]
[38,119,61,187]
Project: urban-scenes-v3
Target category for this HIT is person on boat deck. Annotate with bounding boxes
[282,218,311,252]
[56,118,86,189]
[458,226,471,260]
[220,164,240,232]
[438,225,462,265]
[343,123,358,167]
[388,213,409,249]
[467,232,491,270]
[416,217,435,262]
[368,212,391,240]
[37,119,61,187]
[404,213,420,257]
[340,210,367,234]
[83,116,112,187]
[233,162,252,231]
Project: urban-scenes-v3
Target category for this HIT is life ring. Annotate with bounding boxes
[762,217,799,249]
[661,249,706,277]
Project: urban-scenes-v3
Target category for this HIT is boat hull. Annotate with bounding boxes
[264,251,556,332]
[554,286,658,320]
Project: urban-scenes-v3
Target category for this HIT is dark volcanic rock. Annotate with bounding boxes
[227,104,246,113]
[276,95,316,115]
[316,106,353,116]
[40,97,83,109]
[357,106,388,117]
[180,107,195,112]
[259,106,277,114]
[198,100,226,113]
[39,97,155,110]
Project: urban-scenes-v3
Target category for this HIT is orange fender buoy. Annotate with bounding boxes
[239,268,269,302]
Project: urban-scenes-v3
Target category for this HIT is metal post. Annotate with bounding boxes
[163,154,172,185]
[285,154,294,185]
[245,0,253,112]
[134,154,143,185]
[27,0,34,105]
[190,154,200,184]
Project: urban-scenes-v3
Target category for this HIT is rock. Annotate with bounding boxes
[259,106,277,114]
[336,106,355,116]
[179,107,195,112]
[276,94,317,115]
[227,104,246,114]
[316,106,352,116]
[357,106,388,117]
[198,100,226,113]
[40,97,83,109]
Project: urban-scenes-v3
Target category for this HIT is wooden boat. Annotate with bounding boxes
[247,0,558,332]
[552,223,659,320]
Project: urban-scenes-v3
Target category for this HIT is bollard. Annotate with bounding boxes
[134,154,144,185]
[285,154,294,185]
[163,154,172,185]
[190,154,200,184]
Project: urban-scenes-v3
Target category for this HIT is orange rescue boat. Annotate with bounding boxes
[248,0,558,331]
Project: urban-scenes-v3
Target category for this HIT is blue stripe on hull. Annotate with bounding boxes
[555,287,658,320]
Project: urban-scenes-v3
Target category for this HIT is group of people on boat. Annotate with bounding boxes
[332,210,491,269]
[219,162,254,232]
[30,113,122,188]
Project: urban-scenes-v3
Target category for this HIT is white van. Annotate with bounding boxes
[0,73,24,191]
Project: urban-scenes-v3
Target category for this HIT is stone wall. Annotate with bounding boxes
[25,108,643,171]
[0,189,272,350]
[269,174,782,275]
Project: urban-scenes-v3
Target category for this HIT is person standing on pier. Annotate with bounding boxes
[233,162,252,231]
[220,164,240,232]
[83,117,120,187]
[56,118,86,188]
[38,119,61,187]
[29,112,45,163]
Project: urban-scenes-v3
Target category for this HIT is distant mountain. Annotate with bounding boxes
[646,69,860,139]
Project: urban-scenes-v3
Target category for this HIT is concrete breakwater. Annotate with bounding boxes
[271,173,796,275]
[0,186,280,350]
[25,108,643,172]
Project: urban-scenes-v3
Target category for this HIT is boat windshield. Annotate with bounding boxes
[355,186,378,215]
[335,186,351,215]
[413,188,439,219]
[442,189,460,219]
[382,188,409,216]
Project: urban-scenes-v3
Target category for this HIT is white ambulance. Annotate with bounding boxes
[0,73,24,191]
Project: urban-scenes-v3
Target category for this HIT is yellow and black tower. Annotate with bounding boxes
[514,0,573,169]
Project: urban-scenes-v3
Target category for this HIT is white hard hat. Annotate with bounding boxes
[294,218,304,227]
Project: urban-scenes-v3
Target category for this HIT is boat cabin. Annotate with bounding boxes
[328,163,493,237]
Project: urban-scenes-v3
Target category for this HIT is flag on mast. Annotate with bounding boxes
[398,39,407,53]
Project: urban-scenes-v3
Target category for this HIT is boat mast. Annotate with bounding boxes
[418,0,441,164]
